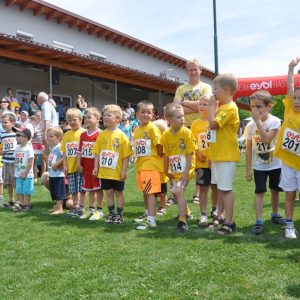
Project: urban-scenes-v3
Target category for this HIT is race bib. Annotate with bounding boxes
[252,135,275,154]
[134,139,151,157]
[169,155,186,174]
[282,127,300,156]
[197,132,208,150]
[2,137,16,152]
[81,141,94,158]
[66,142,79,157]
[15,151,28,173]
[48,153,57,168]
[99,150,119,169]
[206,129,216,143]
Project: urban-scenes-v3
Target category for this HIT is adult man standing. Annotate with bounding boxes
[174,59,212,127]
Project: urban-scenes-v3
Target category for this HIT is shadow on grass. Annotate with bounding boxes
[286,283,300,298]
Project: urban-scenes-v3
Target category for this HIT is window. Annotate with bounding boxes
[53,94,72,107]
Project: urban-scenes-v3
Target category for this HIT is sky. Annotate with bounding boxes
[45,0,300,78]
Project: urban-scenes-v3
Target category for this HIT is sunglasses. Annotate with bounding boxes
[0,101,7,104]
[16,133,26,137]
[122,119,127,121]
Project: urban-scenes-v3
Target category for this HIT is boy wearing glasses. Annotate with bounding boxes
[13,128,34,211]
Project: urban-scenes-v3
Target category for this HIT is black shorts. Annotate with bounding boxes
[195,168,211,186]
[100,179,124,191]
[253,168,282,194]
[49,177,66,201]
[155,183,167,196]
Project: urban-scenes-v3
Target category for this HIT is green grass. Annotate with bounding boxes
[0,156,300,299]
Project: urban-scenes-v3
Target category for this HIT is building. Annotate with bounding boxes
[0,0,218,112]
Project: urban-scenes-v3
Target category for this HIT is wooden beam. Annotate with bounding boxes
[57,15,70,24]
[78,22,89,32]
[46,10,59,21]
[121,39,132,47]
[5,0,17,6]
[0,48,177,93]
[68,18,79,28]
[88,27,99,36]
[20,1,31,11]
[33,5,43,16]
[128,42,137,49]
[104,32,114,41]
[96,28,106,37]
[113,35,124,44]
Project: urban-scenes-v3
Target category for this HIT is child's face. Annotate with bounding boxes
[2,118,14,131]
[67,117,82,130]
[250,98,270,120]
[85,113,99,129]
[213,82,227,101]
[293,90,300,112]
[198,98,209,115]
[16,132,28,146]
[20,113,27,122]
[46,133,60,146]
[169,108,185,129]
[137,105,153,126]
[103,110,119,128]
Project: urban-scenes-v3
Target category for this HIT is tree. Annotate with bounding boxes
[272,95,285,120]
[238,109,251,122]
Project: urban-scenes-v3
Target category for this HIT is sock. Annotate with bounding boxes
[117,207,123,216]
[97,207,103,211]
[256,219,263,225]
[179,215,186,223]
[147,216,155,223]
[186,206,191,215]
[286,219,293,227]
[201,212,207,216]
[145,209,148,216]
[108,205,115,215]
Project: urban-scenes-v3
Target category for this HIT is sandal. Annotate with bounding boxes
[217,222,236,235]
[156,207,166,216]
[252,224,263,235]
[208,217,224,228]
[271,215,286,225]
[166,197,176,207]
[193,196,200,204]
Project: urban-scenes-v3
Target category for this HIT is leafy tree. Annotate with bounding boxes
[272,95,285,120]
[238,109,251,122]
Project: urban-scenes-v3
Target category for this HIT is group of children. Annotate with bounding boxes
[0,58,299,238]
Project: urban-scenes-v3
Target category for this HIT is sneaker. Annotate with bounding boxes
[80,209,94,219]
[166,196,176,207]
[136,220,156,230]
[271,214,286,225]
[217,222,236,235]
[156,207,166,216]
[193,196,199,204]
[22,204,32,211]
[66,208,80,217]
[13,203,24,211]
[198,215,208,227]
[210,210,218,219]
[89,210,104,221]
[186,211,193,220]
[252,224,263,235]
[4,201,16,209]
[105,213,115,224]
[133,214,147,223]
[285,226,298,239]
[113,214,124,224]
[208,217,225,228]
[177,221,188,233]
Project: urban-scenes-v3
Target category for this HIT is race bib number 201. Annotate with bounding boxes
[282,127,300,156]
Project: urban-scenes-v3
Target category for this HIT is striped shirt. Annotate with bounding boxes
[0,131,17,163]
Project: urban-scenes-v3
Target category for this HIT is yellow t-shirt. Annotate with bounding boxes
[61,128,85,173]
[134,122,164,172]
[175,82,212,127]
[10,101,20,110]
[162,126,197,180]
[209,101,240,162]
[275,96,300,171]
[92,129,133,180]
[191,118,210,169]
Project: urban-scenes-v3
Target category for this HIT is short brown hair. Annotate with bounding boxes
[2,112,16,123]
[66,108,83,120]
[186,59,202,70]
[85,107,101,120]
[249,90,273,106]
[213,73,238,95]
[164,103,183,119]
[136,100,154,112]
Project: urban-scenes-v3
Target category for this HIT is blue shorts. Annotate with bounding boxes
[100,179,124,191]
[16,177,34,195]
[67,172,83,194]
[49,177,66,201]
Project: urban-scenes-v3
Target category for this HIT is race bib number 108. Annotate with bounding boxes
[135,139,151,157]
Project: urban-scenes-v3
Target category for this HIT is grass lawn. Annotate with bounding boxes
[0,155,300,300]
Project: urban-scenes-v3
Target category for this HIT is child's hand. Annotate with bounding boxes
[21,173,27,179]
[246,169,252,182]
[289,57,300,69]
[121,169,127,181]
[92,168,98,176]
[180,173,189,187]
[77,164,83,173]
[51,162,57,171]
[251,107,261,122]
[166,172,174,181]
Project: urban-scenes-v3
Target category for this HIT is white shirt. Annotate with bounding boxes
[14,143,34,178]
[41,101,58,131]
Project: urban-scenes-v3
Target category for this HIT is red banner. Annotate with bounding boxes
[234,74,300,99]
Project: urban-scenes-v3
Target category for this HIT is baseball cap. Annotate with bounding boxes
[16,128,32,140]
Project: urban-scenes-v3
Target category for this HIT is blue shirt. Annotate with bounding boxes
[118,124,131,140]
[48,144,65,177]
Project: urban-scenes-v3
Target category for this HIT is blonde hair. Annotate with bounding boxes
[213,73,238,95]
[85,107,101,120]
[153,119,168,133]
[164,103,183,119]
[2,112,16,123]
[47,126,64,139]
[136,100,154,112]
[249,90,273,106]
[186,58,202,70]
[102,104,122,118]
[66,108,83,120]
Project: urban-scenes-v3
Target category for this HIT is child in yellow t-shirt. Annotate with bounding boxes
[134,100,164,230]
[191,96,218,227]
[275,58,300,239]
[92,105,133,224]
[61,108,85,216]
[208,73,240,235]
[162,103,197,233]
